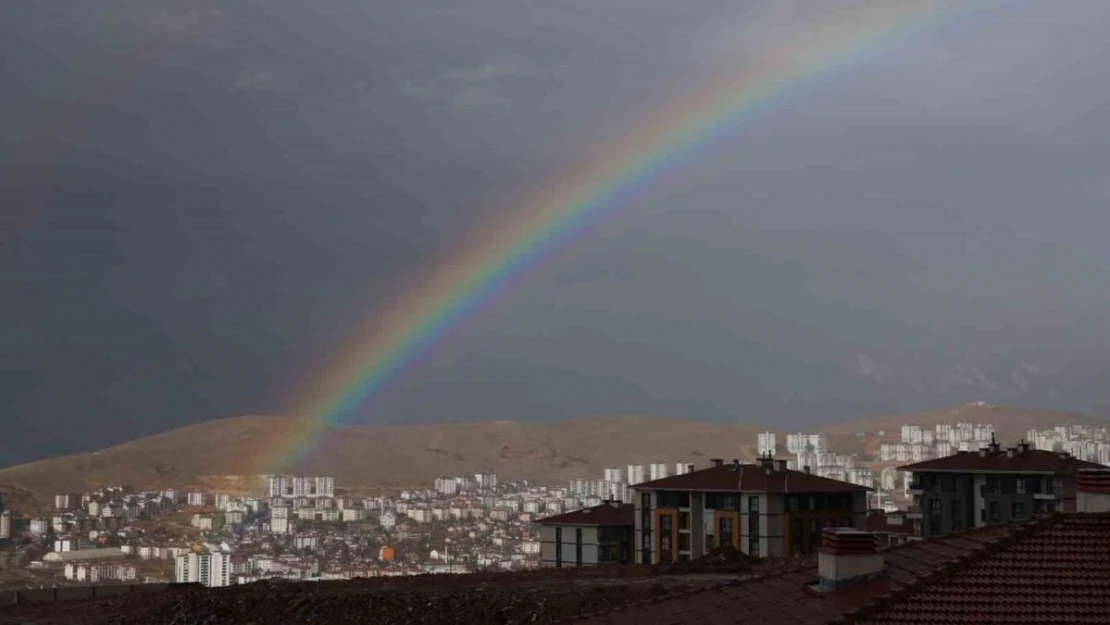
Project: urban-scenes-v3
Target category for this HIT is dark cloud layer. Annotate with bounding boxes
[3,0,1110,465]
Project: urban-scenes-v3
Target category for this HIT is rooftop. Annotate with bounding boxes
[633,459,869,494]
[898,440,1106,473]
[537,502,634,527]
[569,513,1110,624]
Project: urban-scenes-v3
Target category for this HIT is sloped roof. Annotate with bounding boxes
[898,448,1105,473]
[536,503,634,527]
[567,513,1110,625]
[632,463,868,493]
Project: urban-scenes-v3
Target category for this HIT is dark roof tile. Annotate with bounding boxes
[634,463,868,493]
[898,448,1105,473]
[536,502,634,527]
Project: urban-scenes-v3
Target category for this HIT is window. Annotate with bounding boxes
[748,496,760,512]
[1044,477,1056,495]
[1016,477,1026,495]
[659,514,673,563]
[987,477,1000,494]
[640,492,652,563]
[1012,502,1026,520]
[719,517,734,547]
[928,499,942,516]
[555,527,563,568]
[575,528,583,566]
[657,491,683,508]
[678,533,690,552]
[988,501,1001,524]
[951,500,963,530]
[679,512,690,530]
[748,536,760,557]
[598,545,614,563]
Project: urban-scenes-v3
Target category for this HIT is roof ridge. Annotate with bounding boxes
[832,514,1061,624]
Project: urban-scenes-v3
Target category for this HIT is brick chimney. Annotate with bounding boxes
[1076,468,1110,513]
[818,529,884,591]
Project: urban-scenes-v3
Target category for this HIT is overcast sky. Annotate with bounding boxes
[3,0,1110,465]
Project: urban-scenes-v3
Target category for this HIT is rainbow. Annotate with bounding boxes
[266,0,991,473]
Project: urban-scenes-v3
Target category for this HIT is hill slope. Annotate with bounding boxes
[0,415,765,507]
[1,404,1104,511]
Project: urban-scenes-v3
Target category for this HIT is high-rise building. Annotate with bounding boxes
[648,463,669,481]
[757,432,777,457]
[0,510,10,540]
[175,551,232,587]
[626,465,646,486]
[268,476,335,499]
[603,468,624,483]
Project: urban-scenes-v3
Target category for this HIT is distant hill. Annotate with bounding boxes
[0,404,1105,512]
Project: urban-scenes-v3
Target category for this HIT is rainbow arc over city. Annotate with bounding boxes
[263,0,994,474]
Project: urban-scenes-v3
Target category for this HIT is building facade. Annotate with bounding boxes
[536,502,635,568]
[901,438,1107,537]
[267,475,335,499]
[631,455,868,564]
[175,551,232,587]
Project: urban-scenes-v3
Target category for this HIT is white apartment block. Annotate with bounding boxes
[29,518,49,536]
[434,477,459,496]
[785,433,827,455]
[0,510,10,540]
[626,465,646,485]
[187,492,208,507]
[603,468,623,483]
[757,432,777,457]
[267,476,335,499]
[175,551,232,587]
[648,463,669,481]
[675,463,693,476]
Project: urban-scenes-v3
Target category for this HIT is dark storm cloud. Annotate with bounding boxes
[3,0,1110,465]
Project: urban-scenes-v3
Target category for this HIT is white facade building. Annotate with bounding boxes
[267,475,335,499]
[175,551,232,587]
[626,465,646,485]
[757,432,777,457]
[0,510,10,540]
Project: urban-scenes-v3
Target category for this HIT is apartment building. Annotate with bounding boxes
[175,550,232,587]
[267,475,335,499]
[631,455,868,563]
[901,437,1106,537]
[536,501,635,568]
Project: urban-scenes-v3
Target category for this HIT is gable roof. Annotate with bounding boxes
[898,448,1106,473]
[536,502,634,527]
[632,463,868,494]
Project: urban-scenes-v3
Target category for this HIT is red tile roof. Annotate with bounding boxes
[536,502,634,527]
[841,513,1110,624]
[566,513,1110,625]
[898,447,1105,473]
[633,463,868,493]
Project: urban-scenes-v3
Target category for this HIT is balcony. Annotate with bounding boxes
[905,506,923,520]
[1033,492,1059,500]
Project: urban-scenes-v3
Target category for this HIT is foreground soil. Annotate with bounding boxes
[0,569,736,625]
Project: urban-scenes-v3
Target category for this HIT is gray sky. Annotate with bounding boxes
[3,0,1110,465]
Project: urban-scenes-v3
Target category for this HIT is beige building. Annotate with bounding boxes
[631,455,868,563]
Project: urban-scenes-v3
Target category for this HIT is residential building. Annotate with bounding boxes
[535,501,634,568]
[267,475,335,499]
[0,510,9,540]
[757,432,777,457]
[648,463,669,481]
[573,507,1110,625]
[175,550,232,587]
[602,468,623,483]
[626,465,646,486]
[632,455,868,563]
[901,437,1106,537]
